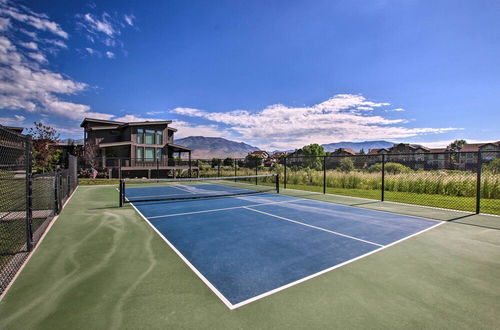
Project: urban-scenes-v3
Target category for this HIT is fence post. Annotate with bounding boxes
[234,159,237,182]
[276,173,280,193]
[323,156,326,194]
[118,158,122,180]
[476,151,482,214]
[156,159,160,181]
[217,162,221,177]
[25,136,33,252]
[284,157,287,189]
[255,159,258,185]
[54,169,60,214]
[381,154,385,201]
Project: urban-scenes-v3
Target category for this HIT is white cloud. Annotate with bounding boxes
[75,9,135,58]
[0,114,25,125]
[0,1,68,38]
[172,121,231,139]
[82,13,115,37]
[43,38,67,49]
[171,94,461,150]
[0,17,10,30]
[0,1,112,122]
[19,41,37,50]
[124,14,135,26]
[386,107,405,112]
[26,52,47,63]
[113,114,162,122]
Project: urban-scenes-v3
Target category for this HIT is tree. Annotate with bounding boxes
[339,158,354,172]
[484,158,500,174]
[211,158,222,168]
[447,139,467,152]
[245,154,263,168]
[301,144,325,170]
[223,157,234,166]
[448,139,467,164]
[27,122,61,172]
[84,139,99,170]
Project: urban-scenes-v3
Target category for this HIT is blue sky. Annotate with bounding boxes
[1,0,499,150]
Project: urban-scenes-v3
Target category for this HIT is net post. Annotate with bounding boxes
[119,179,123,207]
[276,174,280,193]
[476,151,482,214]
[323,156,326,194]
[381,154,385,201]
[156,159,160,182]
[284,156,287,189]
[25,135,33,252]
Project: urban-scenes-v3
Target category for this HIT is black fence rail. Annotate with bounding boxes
[0,125,78,294]
[79,157,199,179]
[282,151,500,215]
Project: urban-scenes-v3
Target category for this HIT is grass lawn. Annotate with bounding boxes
[0,185,499,329]
[284,183,500,215]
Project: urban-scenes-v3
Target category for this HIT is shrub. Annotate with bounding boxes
[367,162,411,174]
[339,158,354,172]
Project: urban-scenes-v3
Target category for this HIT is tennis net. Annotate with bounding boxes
[119,174,279,206]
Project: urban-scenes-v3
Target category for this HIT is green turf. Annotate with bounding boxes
[1,186,499,329]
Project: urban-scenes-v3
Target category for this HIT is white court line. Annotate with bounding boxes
[230,220,445,309]
[127,198,235,309]
[243,207,383,247]
[128,191,445,310]
[148,198,298,219]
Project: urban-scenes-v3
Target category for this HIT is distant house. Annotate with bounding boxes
[457,141,500,169]
[80,118,196,178]
[366,143,452,169]
[330,148,358,156]
[248,150,270,159]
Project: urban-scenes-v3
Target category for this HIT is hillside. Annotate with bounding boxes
[174,136,260,158]
[321,140,394,152]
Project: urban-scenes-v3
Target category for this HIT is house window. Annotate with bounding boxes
[136,147,144,160]
[156,148,162,160]
[145,130,155,144]
[137,129,144,144]
[145,147,155,160]
[156,130,163,144]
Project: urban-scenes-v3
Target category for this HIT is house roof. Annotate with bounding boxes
[428,148,448,153]
[80,118,124,127]
[460,141,500,152]
[249,150,269,156]
[367,148,389,155]
[80,117,172,128]
[333,148,358,155]
[3,126,24,134]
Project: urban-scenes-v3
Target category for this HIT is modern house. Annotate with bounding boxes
[80,118,196,178]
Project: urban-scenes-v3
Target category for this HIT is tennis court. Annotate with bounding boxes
[1,181,499,329]
[121,175,442,309]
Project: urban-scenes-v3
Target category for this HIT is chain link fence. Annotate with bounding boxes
[282,151,500,215]
[0,125,78,294]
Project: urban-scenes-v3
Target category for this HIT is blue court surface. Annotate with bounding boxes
[125,184,442,309]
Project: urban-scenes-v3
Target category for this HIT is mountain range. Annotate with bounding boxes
[320,140,395,152]
[175,136,260,158]
[174,137,396,158]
